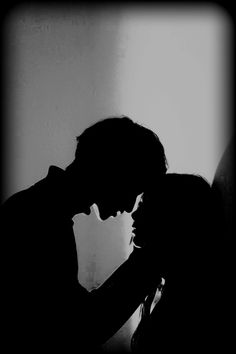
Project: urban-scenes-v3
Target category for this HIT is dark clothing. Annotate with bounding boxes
[1,166,160,353]
[131,174,228,353]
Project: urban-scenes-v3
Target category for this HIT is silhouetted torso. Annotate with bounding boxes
[1,166,163,353]
[1,166,96,352]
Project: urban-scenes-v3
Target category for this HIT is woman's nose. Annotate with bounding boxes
[131,208,139,219]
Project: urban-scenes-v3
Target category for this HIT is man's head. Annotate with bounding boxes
[67,116,168,220]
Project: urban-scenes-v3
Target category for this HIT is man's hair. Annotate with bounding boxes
[68,116,168,183]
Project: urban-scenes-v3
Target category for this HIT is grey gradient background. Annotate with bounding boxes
[2,3,233,352]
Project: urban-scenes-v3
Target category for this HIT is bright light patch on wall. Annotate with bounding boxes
[115,5,232,335]
[117,6,231,184]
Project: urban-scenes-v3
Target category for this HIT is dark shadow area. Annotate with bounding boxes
[130,171,233,353]
[0,6,133,351]
[1,3,234,353]
[0,117,167,353]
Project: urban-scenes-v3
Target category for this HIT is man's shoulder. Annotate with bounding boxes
[2,187,31,211]
[1,175,49,218]
[1,166,64,212]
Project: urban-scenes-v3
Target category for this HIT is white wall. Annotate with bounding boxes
[116,5,231,183]
[3,3,232,352]
[5,6,124,194]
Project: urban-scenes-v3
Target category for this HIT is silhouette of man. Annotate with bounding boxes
[130,173,228,353]
[1,116,167,352]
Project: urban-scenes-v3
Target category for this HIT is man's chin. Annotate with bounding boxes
[98,214,109,221]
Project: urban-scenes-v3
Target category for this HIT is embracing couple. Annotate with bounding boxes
[1,116,229,353]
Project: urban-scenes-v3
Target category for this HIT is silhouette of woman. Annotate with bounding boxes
[131,173,225,353]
